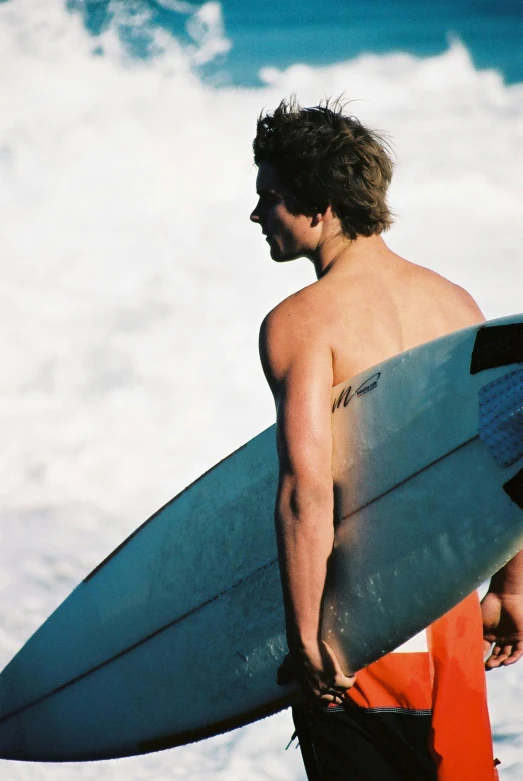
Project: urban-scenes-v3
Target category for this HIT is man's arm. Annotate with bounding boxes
[482,549,523,668]
[259,302,355,702]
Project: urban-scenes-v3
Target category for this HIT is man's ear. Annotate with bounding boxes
[310,204,333,227]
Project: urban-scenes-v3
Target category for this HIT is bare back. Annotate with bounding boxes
[282,246,485,387]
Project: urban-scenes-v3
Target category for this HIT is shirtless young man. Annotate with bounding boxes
[250,100,523,780]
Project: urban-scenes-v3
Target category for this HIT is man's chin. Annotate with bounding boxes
[269,245,302,263]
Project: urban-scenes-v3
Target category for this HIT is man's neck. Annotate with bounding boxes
[311,233,389,280]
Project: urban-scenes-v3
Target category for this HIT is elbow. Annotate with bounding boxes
[277,473,334,526]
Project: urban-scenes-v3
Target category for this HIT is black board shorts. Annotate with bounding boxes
[292,701,438,781]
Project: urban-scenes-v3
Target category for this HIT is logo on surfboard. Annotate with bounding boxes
[331,372,381,413]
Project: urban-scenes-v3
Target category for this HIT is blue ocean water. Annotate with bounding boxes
[66,0,523,85]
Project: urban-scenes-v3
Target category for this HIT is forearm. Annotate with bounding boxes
[489,549,523,596]
[276,477,334,650]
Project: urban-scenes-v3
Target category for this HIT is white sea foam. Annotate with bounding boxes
[0,2,522,778]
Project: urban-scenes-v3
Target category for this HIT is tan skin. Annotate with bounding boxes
[250,161,523,705]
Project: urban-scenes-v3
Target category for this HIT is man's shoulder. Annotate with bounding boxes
[259,283,333,387]
[444,280,484,321]
[260,282,325,339]
[413,265,485,325]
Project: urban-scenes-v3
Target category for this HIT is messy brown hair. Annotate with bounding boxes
[253,98,394,240]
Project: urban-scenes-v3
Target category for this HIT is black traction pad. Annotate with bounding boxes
[504,468,523,510]
[470,323,523,375]
[478,368,523,468]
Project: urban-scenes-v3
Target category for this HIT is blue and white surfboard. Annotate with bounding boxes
[0,315,521,762]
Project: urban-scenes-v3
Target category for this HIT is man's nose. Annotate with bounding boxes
[250,198,262,223]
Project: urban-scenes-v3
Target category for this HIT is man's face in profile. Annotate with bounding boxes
[250,162,317,262]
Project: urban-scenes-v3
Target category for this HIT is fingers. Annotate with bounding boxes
[315,687,352,706]
[337,673,357,690]
[485,643,508,668]
[299,675,356,706]
[501,639,523,666]
[284,640,357,703]
[317,692,345,705]
[485,641,523,669]
[503,651,523,666]
[315,674,356,704]
[485,644,511,668]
